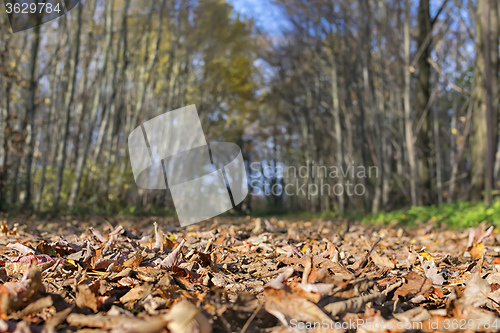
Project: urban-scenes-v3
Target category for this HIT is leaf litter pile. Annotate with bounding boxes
[0,217,500,332]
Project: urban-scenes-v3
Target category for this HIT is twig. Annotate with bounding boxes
[287,240,304,258]
[428,57,470,95]
[90,227,107,243]
[153,222,163,252]
[240,301,264,333]
[324,280,403,316]
[358,238,381,270]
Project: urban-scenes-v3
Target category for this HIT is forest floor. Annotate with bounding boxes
[0,215,499,332]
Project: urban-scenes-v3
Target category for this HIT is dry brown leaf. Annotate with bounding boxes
[11,295,52,320]
[163,300,212,333]
[119,284,152,304]
[159,239,186,269]
[6,243,36,256]
[418,255,445,285]
[461,271,492,308]
[394,272,432,299]
[0,262,42,315]
[297,283,334,295]
[265,267,294,290]
[67,313,165,332]
[371,251,395,269]
[325,280,402,317]
[76,284,98,312]
[265,293,331,326]
[122,251,145,269]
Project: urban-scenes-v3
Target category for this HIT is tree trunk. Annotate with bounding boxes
[53,3,83,207]
[415,0,432,205]
[21,24,41,209]
[487,0,500,189]
[36,47,62,211]
[404,0,418,206]
[67,0,114,208]
[0,17,11,211]
[126,0,167,136]
[433,106,443,205]
[328,29,344,213]
[482,0,497,202]
[471,0,492,201]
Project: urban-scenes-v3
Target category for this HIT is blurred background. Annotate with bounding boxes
[0,0,499,221]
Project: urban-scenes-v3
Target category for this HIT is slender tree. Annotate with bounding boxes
[53,2,83,207]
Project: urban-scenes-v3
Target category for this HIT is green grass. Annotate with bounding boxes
[362,200,500,228]
[248,200,500,230]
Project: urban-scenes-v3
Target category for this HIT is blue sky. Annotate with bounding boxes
[227,0,290,34]
[228,0,461,34]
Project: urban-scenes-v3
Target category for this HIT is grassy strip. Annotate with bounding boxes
[360,200,500,228]
[253,200,500,229]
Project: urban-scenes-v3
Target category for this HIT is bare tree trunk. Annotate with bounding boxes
[327,23,344,213]
[488,0,500,188]
[0,15,11,211]
[450,92,458,189]
[482,0,497,202]
[9,33,29,206]
[36,49,62,211]
[449,100,473,202]
[415,0,432,205]
[99,0,131,200]
[471,0,489,201]
[68,0,114,208]
[93,102,110,162]
[21,24,41,209]
[126,0,167,136]
[433,106,443,205]
[356,83,371,212]
[404,0,418,206]
[95,0,130,165]
[53,3,83,207]
[358,0,375,212]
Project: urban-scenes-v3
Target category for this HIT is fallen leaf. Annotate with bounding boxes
[163,300,212,333]
[76,284,98,312]
[394,272,432,299]
[0,261,42,315]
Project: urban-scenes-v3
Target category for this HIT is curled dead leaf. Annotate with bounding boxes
[265,267,294,290]
[76,284,98,312]
[159,239,186,269]
[0,262,42,315]
[163,300,212,333]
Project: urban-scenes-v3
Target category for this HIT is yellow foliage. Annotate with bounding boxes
[417,251,435,262]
